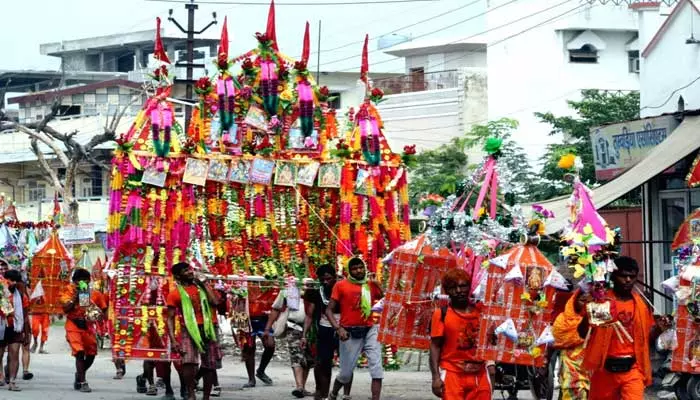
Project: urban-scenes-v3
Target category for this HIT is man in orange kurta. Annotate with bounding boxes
[30,295,50,354]
[576,257,669,400]
[430,269,492,400]
[552,289,589,400]
[60,268,107,393]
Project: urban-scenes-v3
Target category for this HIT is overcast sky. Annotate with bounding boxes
[0,0,487,73]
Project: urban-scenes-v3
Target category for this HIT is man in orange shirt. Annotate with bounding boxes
[326,257,384,400]
[429,268,492,400]
[577,257,670,400]
[1,270,30,392]
[166,262,220,400]
[60,268,107,393]
[30,295,50,354]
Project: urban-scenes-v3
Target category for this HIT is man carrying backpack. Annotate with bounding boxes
[430,269,492,400]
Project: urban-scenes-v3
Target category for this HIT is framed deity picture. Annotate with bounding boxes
[525,266,545,291]
[317,163,342,188]
[274,161,297,187]
[248,158,275,185]
[244,105,267,131]
[207,159,230,183]
[287,127,318,150]
[183,158,209,186]
[141,166,167,187]
[354,168,375,196]
[229,159,251,184]
[296,162,320,187]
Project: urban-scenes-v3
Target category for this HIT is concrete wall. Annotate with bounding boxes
[378,68,487,162]
[487,0,639,163]
[405,50,486,73]
[18,86,145,122]
[641,2,700,117]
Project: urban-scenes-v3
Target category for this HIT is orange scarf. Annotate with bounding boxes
[553,289,585,349]
[582,291,652,385]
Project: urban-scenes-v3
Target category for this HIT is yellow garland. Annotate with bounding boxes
[172,248,182,267]
[158,248,166,276]
[144,246,154,274]
[141,306,149,335]
[156,305,166,336]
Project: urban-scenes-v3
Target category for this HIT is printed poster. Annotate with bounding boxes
[229,159,251,184]
[249,158,275,185]
[183,158,209,186]
[274,161,297,187]
[296,162,320,187]
[207,159,230,183]
[141,166,167,187]
[317,163,342,188]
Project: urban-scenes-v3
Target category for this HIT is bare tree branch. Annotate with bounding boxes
[29,138,63,195]
[15,125,70,167]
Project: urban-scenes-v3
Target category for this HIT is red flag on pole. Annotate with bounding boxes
[219,16,229,58]
[154,17,171,64]
[360,34,369,83]
[302,22,310,64]
[266,0,279,51]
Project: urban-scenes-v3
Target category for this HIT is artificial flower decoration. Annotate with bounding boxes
[401,145,418,168]
[194,77,213,96]
[557,153,576,170]
[484,137,503,156]
[532,204,554,220]
[370,87,384,103]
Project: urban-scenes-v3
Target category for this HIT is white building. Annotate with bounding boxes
[377,39,487,160]
[639,0,699,117]
[486,0,641,162]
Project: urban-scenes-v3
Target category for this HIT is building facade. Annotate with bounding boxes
[486,0,641,162]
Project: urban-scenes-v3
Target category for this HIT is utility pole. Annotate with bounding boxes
[168,0,217,129]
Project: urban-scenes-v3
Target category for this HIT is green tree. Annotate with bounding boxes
[408,135,471,210]
[533,89,640,200]
[466,118,535,204]
[408,118,535,209]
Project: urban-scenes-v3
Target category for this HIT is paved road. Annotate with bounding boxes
[1,325,546,400]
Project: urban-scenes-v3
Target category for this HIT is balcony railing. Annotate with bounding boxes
[374,70,459,95]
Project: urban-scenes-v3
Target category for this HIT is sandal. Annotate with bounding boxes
[8,382,21,392]
[113,368,125,380]
[146,385,158,396]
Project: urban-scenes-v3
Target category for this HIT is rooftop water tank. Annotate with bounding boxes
[377,34,411,50]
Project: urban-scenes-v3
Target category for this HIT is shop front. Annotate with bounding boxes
[536,111,700,312]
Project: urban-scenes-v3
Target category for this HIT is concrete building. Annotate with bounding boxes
[8,79,144,124]
[377,39,487,159]
[486,0,641,162]
[639,0,699,117]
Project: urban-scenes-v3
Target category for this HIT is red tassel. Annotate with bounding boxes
[360,34,369,83]
[266,0,279,51]
[302,21,310,64]
[154,17,171,64]
[219,16,229,59]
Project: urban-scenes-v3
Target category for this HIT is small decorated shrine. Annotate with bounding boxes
[28,230,74,314]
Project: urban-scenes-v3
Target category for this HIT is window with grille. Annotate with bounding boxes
[569,44,598,63]
[628,51,640,73]
[26,182,46,202]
